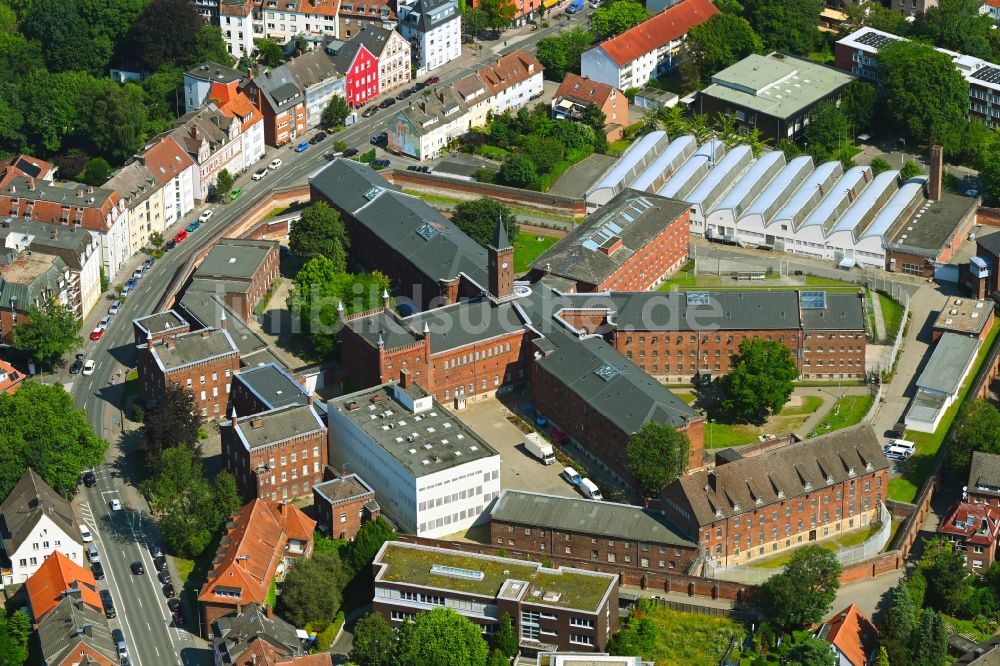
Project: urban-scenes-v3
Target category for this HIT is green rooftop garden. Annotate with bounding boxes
[377,543,614,612]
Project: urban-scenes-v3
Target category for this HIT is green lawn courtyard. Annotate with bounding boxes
[513,231,560,273]
[808,394,874,438]
[703,394,827,449]
[644,607,744,665]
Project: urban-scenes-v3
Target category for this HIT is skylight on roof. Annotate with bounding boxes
[430,564,485,580]
[801,291,827,310]
[686,292,710,306]
[416,222,441,241]
[594,363,623,382]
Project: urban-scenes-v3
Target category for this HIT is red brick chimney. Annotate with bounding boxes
[400,368,411,389]
[146,333,153,350]
[266,605,273,619]
[929,144,943,201]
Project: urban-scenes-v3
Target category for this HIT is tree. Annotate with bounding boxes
[484,0,517,31]
[81,157,112,186]
[193,25,232,65]
[917,538,968,614]
[625,422,690,498]
[215,168,234,200]
[521,134,565,174]
[21,0,99,74]
[743,0,823,54]
[686,14,762,79]
[872,647,891,666]
[899,159,923,181]
[123,0,206,71]
[395,608,489,666]
[869,157,892,176]
[487,649,509,666]
[607,606,656,657]
[147,447,219,557]
[140,385,201,465]
[492,613,517,658]
[803,101,851,155]
[289,201,349,268]
[840,81,877,132]
[80,81,148,163]
[907,568,926,609]
[13,298,82,370]
[912,608,947,666]
[498,154,539,190]
[590,1,650,40]
[912,0,994,60]
[451,199,520,248]
[878,41,969,152]
[785,638,836,666]
[0,609,30,666]
[463,6,489,36]
[982,132,1000,206]
[720,338,799,423]
[142,66,184,133]
[535,28,592,80]
[758,546,841,631]
[948,400,1000,470]
[342,516,397,579]
[255,38,285,67]
[279,550,344,626]
[843,2,910,36]
[580,102,607,136]
[213,471,243,525]
[149,231,165,251]
[881,579,916,666]
[351,613,397,666]
[322,95,351,129]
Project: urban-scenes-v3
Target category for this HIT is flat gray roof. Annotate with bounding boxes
[934,296,992,337]
[231,403,325,451]
[195,238,276,282]
[491,490,694,548]
[234,363,309,412]
[329,381,499,477]
[134,310,188,337]
[150,327,238,370]
[915,331,979,395]
[887,190,980,257]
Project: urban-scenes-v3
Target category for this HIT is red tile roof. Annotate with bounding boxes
[986,0,1000,8]
[199,500,315,607]
[26,551,102,622]
[476,49,544,96]
[0,174,123,234]
[939,501,1000,547]
[595,0,719,67]
[1,155,56,180]
[818,604,878,666]
[211,81,263,133]
[141,136,195,187]
[0,359,25,394]
[554,73,617,108]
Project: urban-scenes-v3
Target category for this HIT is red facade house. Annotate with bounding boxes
[330,41,379,108]
[938,501,1000,571]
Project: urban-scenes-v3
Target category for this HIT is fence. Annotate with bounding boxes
[863,381,883,424]
[702,500,892,585]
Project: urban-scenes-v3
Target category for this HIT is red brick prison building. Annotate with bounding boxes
[661,423,888,568]
[372,541,620,654]
[186,238,279,322]
[230,361,311,417]
[136,327,240,417]
[528,190,690,293]
[220,402,328,501]
[490,490,699,574]
[132,310,191,345]
[312,473,380,541]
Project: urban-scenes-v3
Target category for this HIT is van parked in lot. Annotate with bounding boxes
[579,478,603,500]
[884,445,913,460]
[561,466,582,485]
[889,439,915,455]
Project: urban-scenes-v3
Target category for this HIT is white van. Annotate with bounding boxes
[561,467,582,485]
[884,445,913,460]
[890,439,916,455]
[579,478,603,501]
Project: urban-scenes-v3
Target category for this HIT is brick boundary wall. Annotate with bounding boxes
[382,170,588,218]
[978,207,1000,227]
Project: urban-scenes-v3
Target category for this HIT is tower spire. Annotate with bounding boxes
[490,212,511,251]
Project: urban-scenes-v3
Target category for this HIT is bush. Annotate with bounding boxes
[316,612,345,651]
[358,149,377,164]
[131,403,145,422]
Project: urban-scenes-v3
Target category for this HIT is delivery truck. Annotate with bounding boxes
[524,433,556,465]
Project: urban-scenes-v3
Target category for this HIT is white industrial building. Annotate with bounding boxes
[327,379,501,538]
[584,131,947,270]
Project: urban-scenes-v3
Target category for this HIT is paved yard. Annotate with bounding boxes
[547,153,617,198]
[453,397,579,499]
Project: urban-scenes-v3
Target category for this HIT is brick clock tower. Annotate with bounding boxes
[488,217,513,300]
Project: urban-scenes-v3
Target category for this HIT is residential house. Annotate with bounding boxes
[328,39,380,108]
[939,501,1000,571]
[243,66,308,147]
[661,423,889,568]
[220,402,328,501]
[581,0,719,89]
[474,49,543,115]
[0,359,24,394]
[355,25,412,95]
[535,656,652,666]
[313,474,379,540]
[184,61,247,113]
[212,603,333,666]
[218,0,342,59]
[967,451,1000,508]
[0,250,71,344]
[0,166,130,279]
[397,0,461,73]
[36,596,118,666]
[171,106,248,200]
[0,218,102,319]
[211,80,267,169]
[25,551,102,622]
[283,43,347,129]
[136,327,241,417]
[339,0,396,38]
[0,469,85,585]
[103,135,198,256]
[198,499,315,636]
[327,377,501,538]
[0,155,56,181]
[814,604,879,666]
[386,86,471,160]
[186,238,280,321]
[373,541,620,652]
[552,73,629,141]
[984,0,1000,24]
[454,72,492,128]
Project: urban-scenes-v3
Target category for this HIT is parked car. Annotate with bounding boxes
[143,258,154,271]
[424,76,440,85]
[69,359,83,374]
[560,466,582,485]
[113,628,127,659]
[132,268,144,280]
[91,561,104,580]
[269,158,282,170]
[99,315,111,328]
[173,230,188,243]
[379,98,396,109]
[88,546,100,563]
[229,188,243,200]
[371,132,387,145]
[343,148,359,157]
[100,590,115,618]
[158,570,171,585]
[362,106,378,118]
[79,524,93,543]
[163,583,175,598]
[82,471,96,487]
[294,141,309,152]
[149,544,163,558]
[185,220,201,233]
[109,300,121,315]
[89,327,104,341]
[252,168,268,181]
[199,210,213,223]
[396,90,409,100]
[154,555,167,572]
[82,360,95,376]
[372,159,390,167]
[309,133,327,144]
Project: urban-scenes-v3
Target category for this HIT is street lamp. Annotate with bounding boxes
[708,418,714,450]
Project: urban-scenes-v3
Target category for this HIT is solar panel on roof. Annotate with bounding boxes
[686,292,710,306]
[972,66,1000,84]
[801,291,827,310]
[854,31,898,49]
[594,363,623,382]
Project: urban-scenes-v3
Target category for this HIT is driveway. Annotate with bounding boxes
[548,154,617,198]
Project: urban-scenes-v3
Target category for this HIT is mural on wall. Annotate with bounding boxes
[389,113,421,159]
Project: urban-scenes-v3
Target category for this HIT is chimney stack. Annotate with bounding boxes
[929,144,943,201]
[146,332,153,350]
[220,312,227,330]
[400,368,411,389]
[266,605,273,620]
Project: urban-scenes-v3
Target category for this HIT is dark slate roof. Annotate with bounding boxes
[491,490,694,547]
[970,451,1000,499]
[400,0,460,32]
[328,41,366,76]
[0,219,96,271]
[887,190,980,257]
[535,335,697,434]
[0,469,82,553]
[37,597,117,666]
[609,290,803,332]
[233,363,309,413]
[213,603,306,662]
[669,423,887,527]
[248,65,303,114]
[195,238,277,282]
[978,230,1000,259]
[353,25,397,58]
[185,61,245,84]
[229,403,326,451]
[310,158,398,217]
[176,291,269,356]
[133,310,188,338]
[531,189,689,287]
[313,474,375,504]
[799,291,867,330]
[148,327,239,371]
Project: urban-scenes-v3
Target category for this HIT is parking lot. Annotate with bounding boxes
[455,397,581,500]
